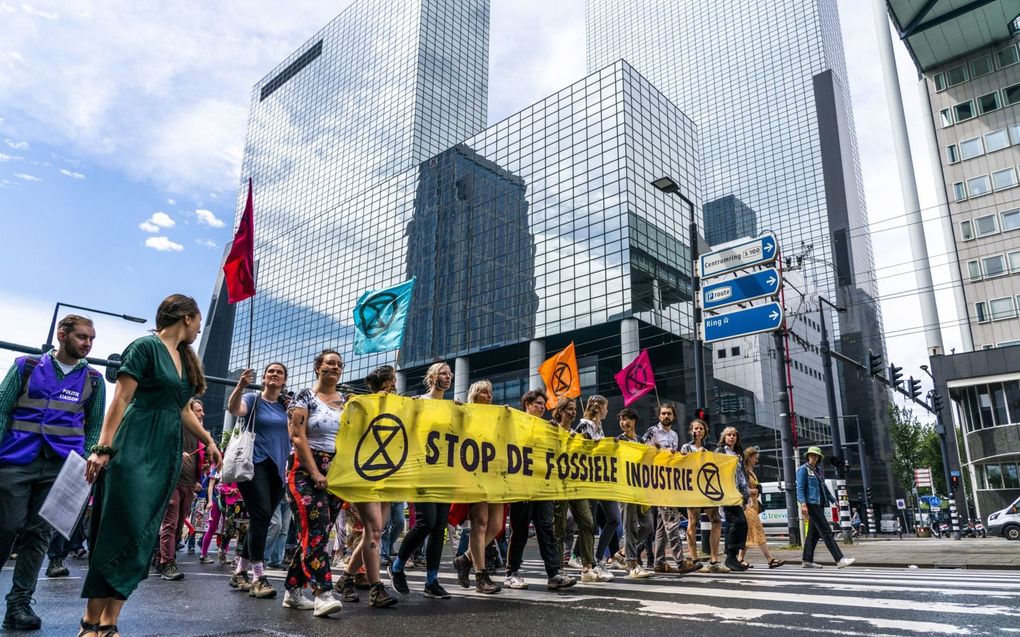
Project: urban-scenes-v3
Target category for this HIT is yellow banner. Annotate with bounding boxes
[326,394,743,507]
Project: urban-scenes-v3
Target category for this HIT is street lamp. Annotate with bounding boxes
[651,176,704,407]
[44,302,147,351]
[917,363,961,540]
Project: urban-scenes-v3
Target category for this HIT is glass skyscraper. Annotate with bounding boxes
[202,0,704,435]
[587,0,895,504]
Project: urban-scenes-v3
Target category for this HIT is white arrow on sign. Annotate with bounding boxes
[766,275,777,286]
[768,309,779,321]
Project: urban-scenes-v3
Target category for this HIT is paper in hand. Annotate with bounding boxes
[39,450,91,540]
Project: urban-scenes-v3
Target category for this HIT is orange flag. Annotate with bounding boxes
[539,342,581,400]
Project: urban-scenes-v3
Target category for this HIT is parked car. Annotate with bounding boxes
[987,496,1020,541]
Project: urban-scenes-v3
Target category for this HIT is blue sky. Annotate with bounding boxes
[0,0,955,408]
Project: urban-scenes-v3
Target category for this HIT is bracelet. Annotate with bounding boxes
[90,444,118,458]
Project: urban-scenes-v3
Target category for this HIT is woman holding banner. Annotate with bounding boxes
[617,408,653,579]
[451,380,503,594]
[574,395,621,577]
[388,362,453,600]
[335,365,400,606]
[681,418,725,573]
[716,427,750,573]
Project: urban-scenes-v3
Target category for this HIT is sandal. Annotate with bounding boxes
[740,561,753,568]
[77,619,100,637]
[768,559,786,569]
[98,624,120,637]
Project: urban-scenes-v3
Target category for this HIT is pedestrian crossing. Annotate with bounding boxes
[389,558,1019,635]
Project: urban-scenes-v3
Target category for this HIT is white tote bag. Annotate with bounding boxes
[220,394,257,483]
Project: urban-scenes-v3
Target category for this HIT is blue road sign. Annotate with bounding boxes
[700,233,778,279]
[928,496,942,508]
[702,267,781,310]
[702,302,784,343]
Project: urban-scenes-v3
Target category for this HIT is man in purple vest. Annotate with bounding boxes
[0,315,105,631]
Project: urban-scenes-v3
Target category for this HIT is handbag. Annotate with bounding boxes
[221,393,258,483]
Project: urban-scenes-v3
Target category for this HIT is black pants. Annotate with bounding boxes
[0,451,62,606]
[398,503,450,572]
[723,505,747,559]
[48,516,86,561]
[803,503,844,563]
[507,501,560,578]
[236,460,283,564]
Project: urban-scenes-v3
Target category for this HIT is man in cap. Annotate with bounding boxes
[796,446,855,569]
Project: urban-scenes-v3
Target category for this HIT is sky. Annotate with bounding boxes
[0,0,954,415]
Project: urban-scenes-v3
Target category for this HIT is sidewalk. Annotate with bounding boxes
[769,536,1019,570]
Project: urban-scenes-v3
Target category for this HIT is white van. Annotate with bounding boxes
[987,496,1020,541]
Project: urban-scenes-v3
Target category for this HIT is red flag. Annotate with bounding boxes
[223,178,256,304]
[614,349,656,406]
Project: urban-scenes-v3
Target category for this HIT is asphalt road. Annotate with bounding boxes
[3,549,1016,636]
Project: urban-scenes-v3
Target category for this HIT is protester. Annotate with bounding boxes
[335,365,398,607]
[504,390,576,591]
[265,495,292,569]
[282,350,349,616]
[574,395,621,577]
[81,294,222,637]
[681,418,725,573]
[389,362,454,600]
[227,362,292,599]
[738,447,784,569]
[716,426,749,572]
[198,466,223,564]
[641,403,696,574]
[0,315,105,631]
[367,366,401,567]
[155,398,205,581]
[617,408,653,579]
[797,446,855,569]
[451,380,503,594]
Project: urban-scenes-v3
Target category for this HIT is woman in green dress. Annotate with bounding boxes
[79,294,222,637]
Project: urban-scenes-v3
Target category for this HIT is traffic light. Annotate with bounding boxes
[867,350,884,376]
[950,473,961,492]
[932,392,945,412]
[865,487,873,502]
[104,353,122,384]
[907,377,922,400]
[889,363,903,389]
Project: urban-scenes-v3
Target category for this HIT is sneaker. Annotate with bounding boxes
[411,555,427,568]
[611,555,628,571]
[653,563,677,574]
[249,576,277,598]
[453,554,472,589]
[626,563,653,579]
[335,575,359,603]
[504,572,528,589]
[160,561,185,581]
[709,561,731,574]
[313,589,343,617]
[199,555,214,564]
[697,561,713,573]
[724,557,747,572]
[836,557,856,569]
[802,561,823,569]
[387,564,409,596]
[566,556,584,569]
[217,550,227,565]
[229,572,251,591]
[580,568,600,582]
[676,559,700,575]
[546,573,577,590]
[423,581,451,599]
[594,565,615,582]
[2,600,41,631]
[475,570,501,594]
[282,588,315,610]
[369,582,398,608]
[46,559,70,578]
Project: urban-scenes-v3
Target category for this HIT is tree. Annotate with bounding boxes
[888,404,945,495]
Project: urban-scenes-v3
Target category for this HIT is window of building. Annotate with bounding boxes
[978,91,1001,114]
[1005,463,1020,489]
[971,55,993,78]
[960,136,984,159]
[1010,250,1020,272]
[954,182,968,201]
[992,167,1018,190]
[968,259,982,281]
[946,144,959,163]
[1004,83,1020,106]
[1002,209,1020,231]
[967,174,992,197]
[954,101,976,122]
[975,213,999,236]
[983,254,1007,277]
[990,296,1016,320]
[997,44,1020,69]
[946,64,970,86]
[985,129,1010,152]
[940,108,954,128]
[960,219,974,240]
[986,464,1004,490]
[731,346,740,356]
[717,349,726,359]
[976,301,989,322]
[933,72,947,91]
[993,383,1010,425]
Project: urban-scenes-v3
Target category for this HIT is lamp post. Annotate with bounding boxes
[919,364,961,540]
[651,176,705,408]
[44,302,147,351]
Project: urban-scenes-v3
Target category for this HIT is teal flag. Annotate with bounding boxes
[353,278,416,355]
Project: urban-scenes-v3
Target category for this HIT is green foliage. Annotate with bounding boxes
[888,404,945,495]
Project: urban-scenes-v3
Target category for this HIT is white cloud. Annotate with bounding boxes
[144,236,183,252]
[138,220,159,232]
[194,208,224,228]
[196,238,217,248]
[0,152,21,161]
[59,168,85,179]
[167,198,175,205]
[148,211,174,228]
[4,139,28,149]
[13,172,40,181]
[21,3,58,20]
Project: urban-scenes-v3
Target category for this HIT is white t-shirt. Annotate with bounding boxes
[290,388,343,454]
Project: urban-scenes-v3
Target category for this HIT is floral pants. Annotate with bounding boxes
[286,451,341,593]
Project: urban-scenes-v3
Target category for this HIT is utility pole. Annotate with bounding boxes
[819,297,851,541]
[689,218,706,409]
[774,329,801,545]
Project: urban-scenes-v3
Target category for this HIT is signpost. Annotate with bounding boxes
[701,267,781,310]
[699,232,778,278]
[914,467,933,489]
[703,302,784,343]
